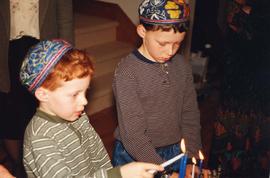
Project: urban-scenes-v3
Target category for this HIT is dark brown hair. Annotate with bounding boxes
[141,21,189,33]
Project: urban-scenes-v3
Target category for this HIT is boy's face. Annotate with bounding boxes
[138,25,186,63]
[40,76,91,122]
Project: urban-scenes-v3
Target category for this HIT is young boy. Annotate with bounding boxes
[19,39,163,178]
[112,0,201,176]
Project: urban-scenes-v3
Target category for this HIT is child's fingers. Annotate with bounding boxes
[139,162,164,172]
[141,171,155,178]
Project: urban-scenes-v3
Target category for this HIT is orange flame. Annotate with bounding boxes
[180,139,186,153]
[192,157,197,164]
[199,150,204,160]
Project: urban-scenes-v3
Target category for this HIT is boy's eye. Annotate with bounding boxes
[73,93,79,97]
[174,43,180,47]
[158,42,166,46]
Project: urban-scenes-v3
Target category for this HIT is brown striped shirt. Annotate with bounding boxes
[113,50,202,164]
[23,109,121,178]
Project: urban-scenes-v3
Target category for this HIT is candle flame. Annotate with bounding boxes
[192,157,197,164]
[180,139,186,153]
[199,150,204,160]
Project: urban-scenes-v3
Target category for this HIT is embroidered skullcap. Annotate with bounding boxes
[139,0,190,25]
[20,39,73,93]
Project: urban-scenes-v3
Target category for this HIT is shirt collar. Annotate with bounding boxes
[132,49,155,64]
[36,109,68,123]
[132,49,173,65]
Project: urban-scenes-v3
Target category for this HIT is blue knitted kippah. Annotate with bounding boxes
[139,0,190,25]
[20,39,72,93]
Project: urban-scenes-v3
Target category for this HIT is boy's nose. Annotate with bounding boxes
[167,45,174,56]
[81,96,88,106]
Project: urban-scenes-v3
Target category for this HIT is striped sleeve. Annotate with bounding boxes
[113,63,164,164]
[24,136,72,178]
[181,62,201,157]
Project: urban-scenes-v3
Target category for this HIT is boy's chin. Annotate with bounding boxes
[63,116,80,122]
[156,59,169,63]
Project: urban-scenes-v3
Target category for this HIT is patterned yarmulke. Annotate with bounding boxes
[20,39,72,93]
[139,0,190,25]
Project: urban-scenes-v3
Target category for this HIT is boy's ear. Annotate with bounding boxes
[137,24,146,39]
[34,87,49,102]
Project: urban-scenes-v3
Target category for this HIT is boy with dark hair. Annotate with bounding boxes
[20,39,163,178]
[112,0,202,177]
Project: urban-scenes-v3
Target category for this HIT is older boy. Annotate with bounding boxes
[112,0,202,176]
[20,39,163,178]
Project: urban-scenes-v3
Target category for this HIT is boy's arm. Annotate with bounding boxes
[114,70,164,164]
[181,63,202,157]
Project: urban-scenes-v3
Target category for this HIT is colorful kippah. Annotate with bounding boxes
[139,0,190,25]
[20,39,73,93]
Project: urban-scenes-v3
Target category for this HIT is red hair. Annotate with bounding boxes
[40,49,94,91]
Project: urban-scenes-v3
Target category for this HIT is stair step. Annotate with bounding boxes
[86,41,133,78]
[86,72,114,115]
[85,41,133,114]
[86,91,114,115]
[75,14,119,49]
[74,14,133,115]
[88,72,113,100]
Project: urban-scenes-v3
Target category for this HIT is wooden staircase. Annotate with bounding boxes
[74,13,134,115]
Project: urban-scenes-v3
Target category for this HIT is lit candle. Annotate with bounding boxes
[179,139,188,178]
[198,150,204,178]
[191,157,197,178]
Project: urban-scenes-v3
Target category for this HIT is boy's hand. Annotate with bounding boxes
[120,162,164,178]
[0,165,15,178]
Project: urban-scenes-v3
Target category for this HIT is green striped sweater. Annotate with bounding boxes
[23,109,121,178]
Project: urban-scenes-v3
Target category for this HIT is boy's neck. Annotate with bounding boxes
[36,108,67,123]
[138,45,157,63]
[133,49,155,64]
[38,103,56,118]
